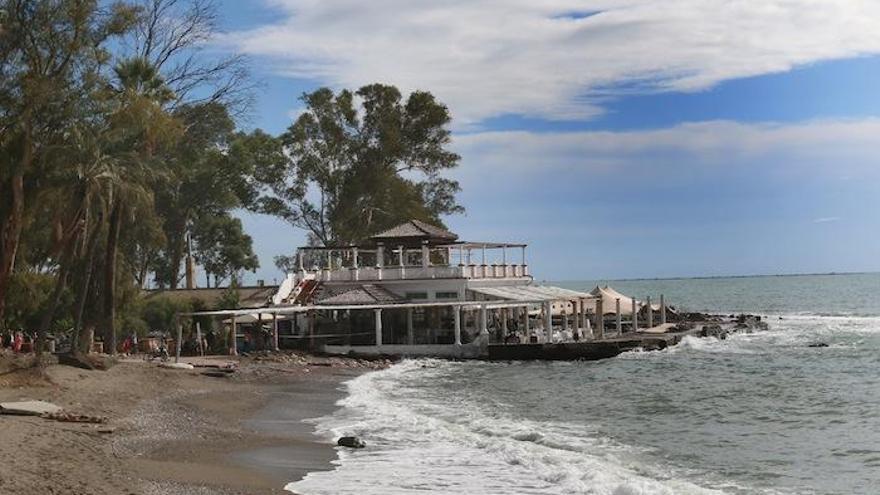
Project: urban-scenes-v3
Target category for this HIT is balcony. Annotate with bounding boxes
[303,263,530,283]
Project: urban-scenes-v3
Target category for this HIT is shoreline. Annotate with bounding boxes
[0,352,382,495]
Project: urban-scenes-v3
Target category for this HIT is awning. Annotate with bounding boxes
[469,285,595,302]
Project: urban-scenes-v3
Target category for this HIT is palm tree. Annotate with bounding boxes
[97,57,179,354]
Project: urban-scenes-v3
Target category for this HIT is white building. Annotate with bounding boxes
[271,220,601,358]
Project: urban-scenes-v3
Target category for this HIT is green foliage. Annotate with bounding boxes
[258,84,463,246]
[140,296,192,333]
[3,272,57,330]
[215,285,240,310]
[192,213,258,287]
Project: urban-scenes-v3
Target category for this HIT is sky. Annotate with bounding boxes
[210,0,880,283]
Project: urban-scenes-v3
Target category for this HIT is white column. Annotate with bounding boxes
[647,296,653,328]
[229,315,238,356]
[595,298,604,340]
[407,308,414,345]
[351,247,359,281]
[562,306,569,337]
[660,294,667,325]
[479,305,489,336]
[398,245,405,279]
[374,309,383,346]
[421,241,430,268]
[376,243,384,267]
[616,298,622,335]
[501,308,508,334]
[175,319,182,363]
[522,306,530,342]
[195,321,203,356]
[272,313,279,351]
[632,298,638,331]
[454,307,462,345]
[543,301,553,343]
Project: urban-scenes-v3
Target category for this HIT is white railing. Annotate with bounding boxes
[308,263,529,282]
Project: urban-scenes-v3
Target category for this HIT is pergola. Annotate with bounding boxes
[173,293,589,362]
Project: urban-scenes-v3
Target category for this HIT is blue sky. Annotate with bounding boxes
[211,1,880,283]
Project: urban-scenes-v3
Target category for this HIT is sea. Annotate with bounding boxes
[287,273,880,495]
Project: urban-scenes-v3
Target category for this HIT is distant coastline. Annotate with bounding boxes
[552,271,878,283]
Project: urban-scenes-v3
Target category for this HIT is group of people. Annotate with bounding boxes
[1,330,30,353]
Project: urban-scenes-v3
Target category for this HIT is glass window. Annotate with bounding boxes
[405,292,428,300]
[435,291,459,299]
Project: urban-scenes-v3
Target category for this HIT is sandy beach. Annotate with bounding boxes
[0,352,382,495]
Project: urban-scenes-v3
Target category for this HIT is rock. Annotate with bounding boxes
[808,342,829,348]
[201,371,231,378]
[0,400,63,416]
[700,324,723,338]
[337,436,366,449]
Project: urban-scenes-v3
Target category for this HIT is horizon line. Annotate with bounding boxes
[548,270,878,283]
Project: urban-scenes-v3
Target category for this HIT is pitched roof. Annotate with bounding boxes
[316,284,406,306]
[370,219,458,242]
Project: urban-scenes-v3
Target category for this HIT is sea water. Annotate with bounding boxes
[287,273,880,495]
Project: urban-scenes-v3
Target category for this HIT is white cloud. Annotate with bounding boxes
[452,118,880,181]
[223,1,880,125]
[813,217,841,223]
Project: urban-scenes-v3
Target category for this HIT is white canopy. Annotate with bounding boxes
[469,285,594,302]
[582,286,660,316]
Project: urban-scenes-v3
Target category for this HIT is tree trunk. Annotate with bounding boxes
[35,259,70,357]
[72,222,103,354]
[167,220,187,289]
[102,202,123,355]
[0,173,26,327]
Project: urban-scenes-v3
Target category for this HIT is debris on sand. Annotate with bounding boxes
[0,400,63,416]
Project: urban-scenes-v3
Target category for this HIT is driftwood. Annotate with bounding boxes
[56,352,116,371]
[42,411,108,424]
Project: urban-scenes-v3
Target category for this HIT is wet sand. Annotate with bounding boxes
[0,352,381,495]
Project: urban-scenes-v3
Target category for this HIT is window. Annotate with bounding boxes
[435,291,459,299]
[405,292,428,300]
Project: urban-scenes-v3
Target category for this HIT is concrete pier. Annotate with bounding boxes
[486,322,742,361]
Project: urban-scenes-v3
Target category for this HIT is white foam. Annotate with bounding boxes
[287,361,731,495]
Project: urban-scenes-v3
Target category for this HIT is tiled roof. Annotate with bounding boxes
[370,219,457,241]
[316,284,406,305]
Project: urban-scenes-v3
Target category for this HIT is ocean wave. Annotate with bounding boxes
[288,361,734,495]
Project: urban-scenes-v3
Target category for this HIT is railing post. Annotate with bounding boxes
[647,296,653,329]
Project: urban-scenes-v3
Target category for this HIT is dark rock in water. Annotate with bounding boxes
[808,342,829,348]
[671,321,695,332]
[337,436,366,448]
[700,324,723,338]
